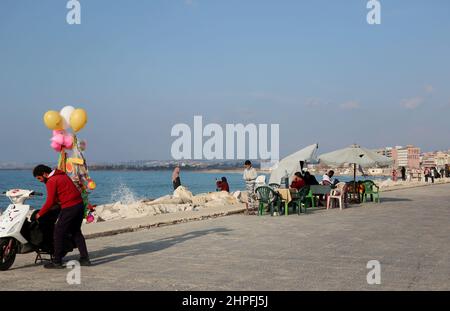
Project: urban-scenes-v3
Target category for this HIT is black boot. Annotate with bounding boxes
[79,257,91,266]
[44,261,64,269]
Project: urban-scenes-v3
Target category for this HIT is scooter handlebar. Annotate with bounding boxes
[1,190,43,196]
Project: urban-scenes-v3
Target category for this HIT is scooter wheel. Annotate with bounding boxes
[0,238,17,271]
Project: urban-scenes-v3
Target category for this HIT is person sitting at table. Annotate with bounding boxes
[321,170,334,185]
[290,172,306,190]
[303,171,319,185]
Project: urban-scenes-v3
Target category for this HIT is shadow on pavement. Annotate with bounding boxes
[82,227,232,266]
[378,197,412,202]
[9,262,45,271]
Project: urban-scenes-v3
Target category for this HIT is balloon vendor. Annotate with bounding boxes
[43,106,96,223]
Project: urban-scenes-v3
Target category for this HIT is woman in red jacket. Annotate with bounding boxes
[33,164,90,269]
[216,177,230,192]
[290,172,306,190]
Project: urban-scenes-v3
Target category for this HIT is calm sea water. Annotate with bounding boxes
[0,170,383,211]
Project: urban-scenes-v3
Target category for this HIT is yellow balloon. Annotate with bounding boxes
[43,111,64,130]
[70,108,88,132]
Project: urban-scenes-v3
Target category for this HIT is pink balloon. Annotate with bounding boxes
[50,141,62,152]
[86,213,95,223]
[52,130,65,136]
[51,134,65,145]
[63,135,73,149]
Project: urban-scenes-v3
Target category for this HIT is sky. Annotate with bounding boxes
[0,0,449,163]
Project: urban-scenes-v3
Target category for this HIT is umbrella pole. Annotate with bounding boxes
[353,163,357,203]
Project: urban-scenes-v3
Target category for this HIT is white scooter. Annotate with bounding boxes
[0,189,74,271]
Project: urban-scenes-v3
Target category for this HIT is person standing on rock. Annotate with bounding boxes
[172,166,181,190]
[243,160,258,213]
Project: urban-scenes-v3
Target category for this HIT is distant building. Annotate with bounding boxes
[368,168,383,175]
[396,147,408,168]
[406,145,421,169]
[422,152,436,168]
[377,145,420,170]
[375,147,393,158]
[435,151,450,167]
[421,151,450,168]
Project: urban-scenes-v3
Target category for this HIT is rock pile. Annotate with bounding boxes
[94,186,246,222]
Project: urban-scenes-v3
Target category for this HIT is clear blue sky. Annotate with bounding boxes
[0,0,449,163]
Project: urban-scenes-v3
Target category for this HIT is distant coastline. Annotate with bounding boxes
[0,160,265,172]
[0,167,389,177]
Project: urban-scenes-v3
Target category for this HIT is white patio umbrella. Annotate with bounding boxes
[269,143,319,184]
[318,144,393,194]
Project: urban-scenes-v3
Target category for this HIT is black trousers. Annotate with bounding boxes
[54,203,89,263]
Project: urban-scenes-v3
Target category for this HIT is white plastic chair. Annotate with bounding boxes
[255,175,267,188]
[326,182,347,210]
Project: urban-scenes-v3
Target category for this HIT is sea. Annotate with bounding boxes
[0,170,386,211]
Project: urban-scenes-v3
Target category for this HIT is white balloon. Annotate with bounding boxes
[60,106,75,129]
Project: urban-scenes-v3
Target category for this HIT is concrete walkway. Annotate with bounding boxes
[1,183,449,290]
[81,179,450,239]
[82,204,246,239]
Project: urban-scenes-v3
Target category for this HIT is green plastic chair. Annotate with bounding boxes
[305,189,316,209]
[291,186,311,215]
[362,180,380,203]
[269,183,280,190]
[255,186,281,216]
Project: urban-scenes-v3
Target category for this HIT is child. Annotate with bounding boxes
[243,160,258,212]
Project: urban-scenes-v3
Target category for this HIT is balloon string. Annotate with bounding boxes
[58,148,67,172]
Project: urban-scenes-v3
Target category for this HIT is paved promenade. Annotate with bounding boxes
[1,183,449,290]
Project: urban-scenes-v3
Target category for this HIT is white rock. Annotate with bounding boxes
[173,186,194,203]
[232,191,241,200]
[148,195,184,205]
[239,191,248,203]
[204,191,231,202]
[192,194,208,205]
[93,186,244,223]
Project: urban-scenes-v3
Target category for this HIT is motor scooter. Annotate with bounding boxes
[0,189,74,271]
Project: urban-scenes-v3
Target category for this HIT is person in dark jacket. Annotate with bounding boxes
[401,166,406,181]
[33,165,90,269]
[303,171,319,185]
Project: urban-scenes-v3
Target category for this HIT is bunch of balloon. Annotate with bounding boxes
[43,106,96,223]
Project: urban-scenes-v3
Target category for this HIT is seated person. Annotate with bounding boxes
[216,177,230,192]
[303,171,319,185]
[290,172,306,190]
[321,170,335,185]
